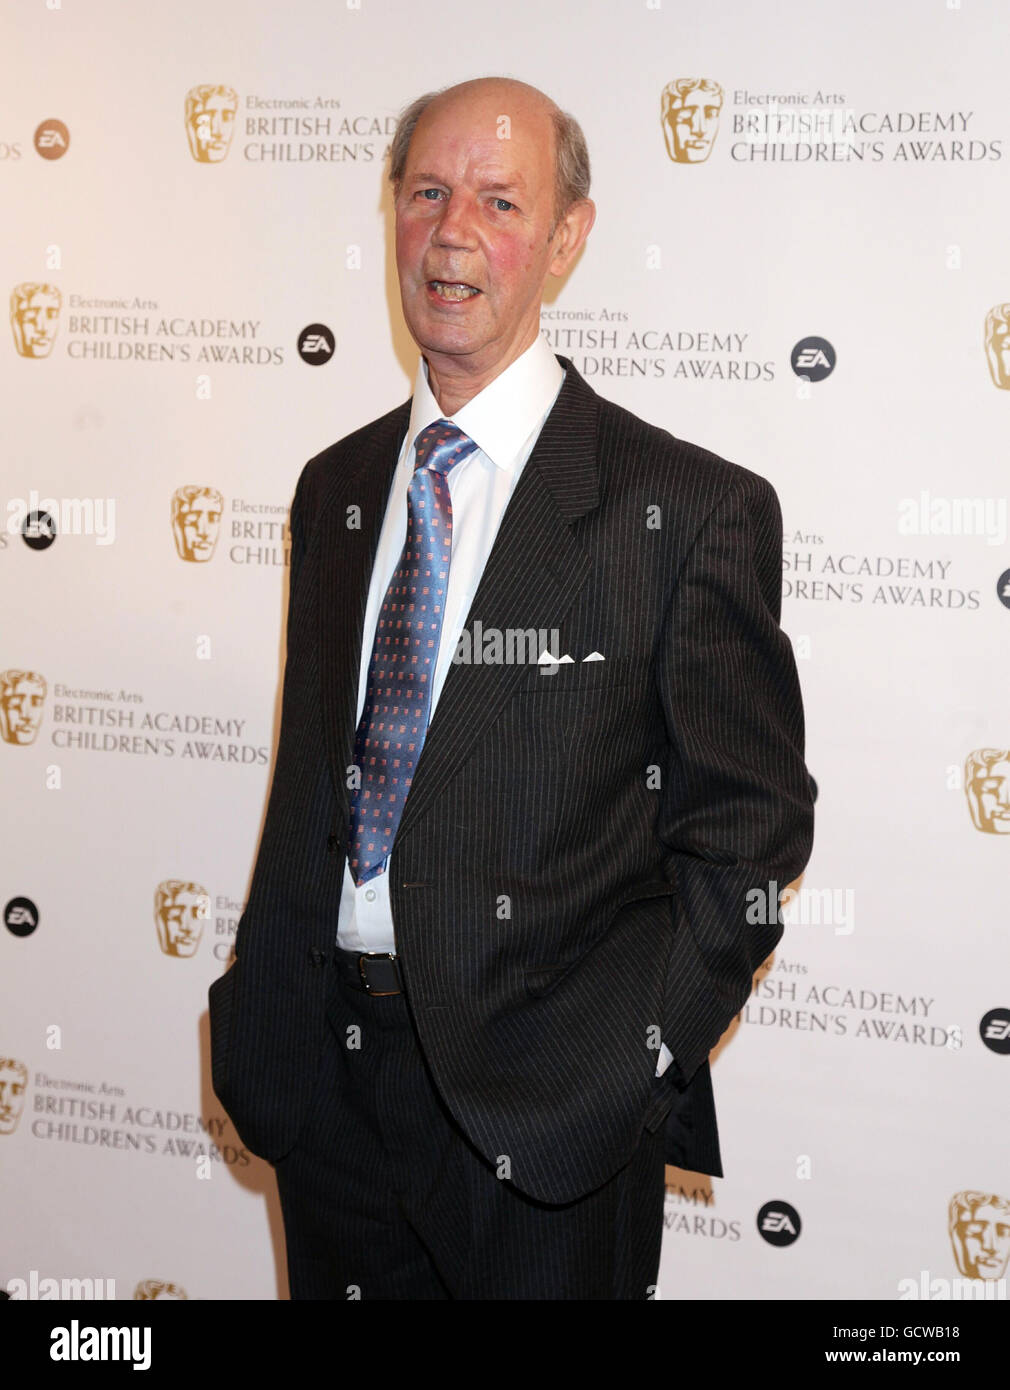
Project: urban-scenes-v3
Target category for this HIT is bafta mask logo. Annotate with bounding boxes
[661,78,723,163]
[0,1058,28,1135]
[949,1191,1010,1281]
[185,85,238,163]
[134,1279,188,1300]
[0,670,47,745]
[965,748,1010,834]
[171,485,223,562]
[985,304,1010,389]
[10,282,61,358]
[154,880,209,958]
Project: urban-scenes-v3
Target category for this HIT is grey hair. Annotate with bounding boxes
[387,84,591,235]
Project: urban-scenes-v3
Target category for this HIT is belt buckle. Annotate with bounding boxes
[358,951,399,996]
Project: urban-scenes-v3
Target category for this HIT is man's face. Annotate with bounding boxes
[956,1203,1010,1279]
[0,1065,26,1135]
[664,91,722,163]
[14,289,61,357]
[191,92,236,162]
[1,677,46,744]
[394,85,573,383]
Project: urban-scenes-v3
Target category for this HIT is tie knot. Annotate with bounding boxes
[413,419,479,476]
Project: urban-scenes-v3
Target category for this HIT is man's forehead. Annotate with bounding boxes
[403,129,549,194]
[404,156,531,191]
[408,96,553,157]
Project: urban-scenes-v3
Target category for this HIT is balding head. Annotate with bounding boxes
[389,77,590,235]
[391,74,596,411]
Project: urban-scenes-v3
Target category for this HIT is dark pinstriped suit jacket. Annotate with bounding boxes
[208,354,814,1205]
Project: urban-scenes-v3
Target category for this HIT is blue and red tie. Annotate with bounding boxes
[347,420,479,886]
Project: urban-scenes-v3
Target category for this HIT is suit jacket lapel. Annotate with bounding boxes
[317,402,409,832]
[318,356,601,845]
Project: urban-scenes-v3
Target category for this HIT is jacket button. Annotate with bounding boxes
[307,946,327,967]
[326,833,341,853]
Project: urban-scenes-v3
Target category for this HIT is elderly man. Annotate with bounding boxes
[209,76,813,1300]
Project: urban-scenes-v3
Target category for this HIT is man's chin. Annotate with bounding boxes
[407,317,489,362]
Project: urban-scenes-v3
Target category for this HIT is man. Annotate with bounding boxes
[209,76,814,1300]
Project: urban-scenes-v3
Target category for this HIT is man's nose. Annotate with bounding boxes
[690,108,705,134]
[433,192,478,248]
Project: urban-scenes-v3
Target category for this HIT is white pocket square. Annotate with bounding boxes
[581,651,605,662]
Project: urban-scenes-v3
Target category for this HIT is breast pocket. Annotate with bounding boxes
[510,656,637,694]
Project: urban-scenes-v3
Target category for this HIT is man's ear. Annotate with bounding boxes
[548,198,596,278]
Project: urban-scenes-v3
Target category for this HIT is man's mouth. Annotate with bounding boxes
[428,280,481,302]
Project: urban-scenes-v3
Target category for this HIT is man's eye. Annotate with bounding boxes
[492,198,514,212]
[419,188,444,201]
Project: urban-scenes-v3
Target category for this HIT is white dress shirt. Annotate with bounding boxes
[333,335,674,1081]
[335,334,563,955]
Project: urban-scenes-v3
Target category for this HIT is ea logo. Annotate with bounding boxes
[33,119,70,161]
[757,1200,801,1246]
[979,1008,1010,1055]
[996,568,1010,611]
[22,511,56,550]
[791,336,836,383]
[297,324,335,365]
[4,896,39,938]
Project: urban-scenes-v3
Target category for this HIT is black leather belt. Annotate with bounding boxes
[334,949,404,996]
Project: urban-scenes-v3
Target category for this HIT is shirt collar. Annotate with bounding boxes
[405,335,564,475]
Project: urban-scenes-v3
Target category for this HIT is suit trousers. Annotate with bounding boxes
[273,950,668,1300]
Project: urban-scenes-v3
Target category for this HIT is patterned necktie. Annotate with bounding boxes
[347,420,479,886]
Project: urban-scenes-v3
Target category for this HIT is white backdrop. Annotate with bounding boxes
[2,0,1008,1301]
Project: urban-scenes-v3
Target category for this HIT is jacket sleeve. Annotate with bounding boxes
[654,471,815,1088]
[233,464,309,965]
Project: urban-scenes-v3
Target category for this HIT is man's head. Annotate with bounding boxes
[389,77,595,402]
[949,1191,1010,1280]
